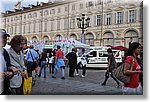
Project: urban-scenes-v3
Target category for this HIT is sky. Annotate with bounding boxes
[0,0,49,12]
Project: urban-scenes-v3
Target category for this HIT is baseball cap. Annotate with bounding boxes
[0,29,10,37]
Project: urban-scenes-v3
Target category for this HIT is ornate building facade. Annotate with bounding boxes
[0,0,143,47]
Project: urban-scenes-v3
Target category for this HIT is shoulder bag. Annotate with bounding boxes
[114,56,134,84]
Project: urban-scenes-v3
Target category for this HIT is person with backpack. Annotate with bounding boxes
[101,48,120,88]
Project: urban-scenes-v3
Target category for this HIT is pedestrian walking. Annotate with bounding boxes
[101,48,120,88]
[46,52,54,74]
[52,46,65,79]
[79,48,87,78]
[25,45,39,86]
[66,48,77,77]
[0,29,14,95]
[38,49,47,78]
[122,42,143,95]
[7,35,27,95]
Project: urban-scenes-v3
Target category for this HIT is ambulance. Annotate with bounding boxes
[77,46,123,69]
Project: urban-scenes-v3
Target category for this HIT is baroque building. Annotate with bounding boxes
[0,0,143,48]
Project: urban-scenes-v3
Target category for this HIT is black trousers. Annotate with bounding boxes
[1,88,12,95]
[82,65,86,76]
[49,63,54,73]
[102,71,120,86]
[69,65,76,77]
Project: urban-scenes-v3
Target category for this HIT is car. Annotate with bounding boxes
[77,47,122,69]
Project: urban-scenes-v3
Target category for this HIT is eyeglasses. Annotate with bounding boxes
[16,43,26,47]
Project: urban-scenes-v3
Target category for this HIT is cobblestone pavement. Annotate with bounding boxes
[31,67,123,95]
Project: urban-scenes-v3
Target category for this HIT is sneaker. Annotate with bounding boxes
[101,83,106,86]
[81,75,85,78]
[76,73,79,76]
[52,76,56,78]
[61,77,65,79]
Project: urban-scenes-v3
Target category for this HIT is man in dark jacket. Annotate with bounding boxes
[66,48,77,77]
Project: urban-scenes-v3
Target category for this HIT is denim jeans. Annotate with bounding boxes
[39,61,47,78]
[53,66,65,77]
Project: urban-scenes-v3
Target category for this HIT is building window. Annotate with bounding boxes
[50,9,55,14]
[125,30,138,47]
[23,24,25,33]
[86,33,94,45]
[57,20,60,30]
[28,23,31,33]
[96,15,102,26]
[106,13,111,25]
[33,13,37,18]
[106,0,112,3]
[40,11,43,16]
[103,32,114,46]
[44,10,49,16]
[65,6,68,12]
[70,19,75,29]
[33,22,36,33]
[128,10,136,23]
[97,0,103,5]
[64,19,68,30]
[7,18,9,22]
[11,17,13,22]
[116,12,123,24]
[28,14,32,19]
[55,35,62,41]
[44,21,47,32]
[58,7,61,13]
[72,4,75,11]
[87,1,94,7]
[79,3,83,9]
[70,34,77,40]
[43,36,49,44]
[51,21,54,31]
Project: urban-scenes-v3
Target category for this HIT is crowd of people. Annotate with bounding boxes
[0,29,143,95]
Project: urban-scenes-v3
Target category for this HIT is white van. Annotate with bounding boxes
[77,47,122,68]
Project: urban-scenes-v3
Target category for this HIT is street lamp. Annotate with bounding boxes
[76,14,90,44]
[40,2,43,42]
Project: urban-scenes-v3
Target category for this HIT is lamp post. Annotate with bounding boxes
[76,14,90,44]
[40,2,43,42]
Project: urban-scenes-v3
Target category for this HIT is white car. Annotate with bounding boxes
[77,49,122,69]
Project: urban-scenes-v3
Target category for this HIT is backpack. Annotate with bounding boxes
[113,56,134,84]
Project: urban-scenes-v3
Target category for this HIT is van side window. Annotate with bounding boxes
[88,51,97,57]
[99,51,108,57]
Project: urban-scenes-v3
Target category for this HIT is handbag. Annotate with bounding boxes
[114,56,134,84]
[23,72,32,95]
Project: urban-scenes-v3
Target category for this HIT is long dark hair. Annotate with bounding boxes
[127,42,141,57]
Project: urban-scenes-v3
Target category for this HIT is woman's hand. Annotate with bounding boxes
[4,71,13,78]
[9,66,19,75]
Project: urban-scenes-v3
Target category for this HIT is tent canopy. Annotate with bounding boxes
[53,38,89,49]
[107,45,128,51]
